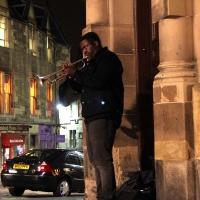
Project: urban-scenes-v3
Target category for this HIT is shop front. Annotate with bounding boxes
[2,133,25,160]
[0,125,30,168]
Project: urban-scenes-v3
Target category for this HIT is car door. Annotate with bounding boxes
[64,152,84,189]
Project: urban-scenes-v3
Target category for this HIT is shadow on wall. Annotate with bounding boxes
[119,93,155,170]
[120,106,138,140]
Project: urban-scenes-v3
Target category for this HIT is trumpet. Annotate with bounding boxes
[37,56,88,86]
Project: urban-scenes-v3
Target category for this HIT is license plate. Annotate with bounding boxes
[13,164,30,170]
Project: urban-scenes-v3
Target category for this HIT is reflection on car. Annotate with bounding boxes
[1,148,84,197]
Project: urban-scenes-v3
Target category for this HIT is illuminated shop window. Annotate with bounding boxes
[47,82,53,117]
[30,78,38,115]
[29,23,36,55]
[4,73,13,114]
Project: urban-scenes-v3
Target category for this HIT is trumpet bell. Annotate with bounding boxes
[36,75,45,86]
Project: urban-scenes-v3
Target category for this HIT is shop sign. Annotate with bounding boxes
[0,125,30,131]
[1,133,25,146]
[39,125,53,141]
[40,135,52,141]
[56,135,65,143]
[10,138,24,143]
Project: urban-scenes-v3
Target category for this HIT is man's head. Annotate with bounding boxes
[80,32,102,60]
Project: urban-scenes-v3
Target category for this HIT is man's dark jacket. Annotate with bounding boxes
[59,47,124,128]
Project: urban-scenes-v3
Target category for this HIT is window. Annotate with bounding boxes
[30,135,36,149]
[70,130,76,148]
[79,132,83,139]
[0,72,13,114]
[47,34,53,63]
[47,82,53,117]
[0,11,6,47]
[20,150,42,159]
[0,72,3,113]
[78,102,82,117]
[30,78,38,115]
[65,152,80,165]
[4,73,13,113]
[29,23,36,55]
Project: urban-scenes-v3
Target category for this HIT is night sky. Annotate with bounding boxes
[32,0,86,62]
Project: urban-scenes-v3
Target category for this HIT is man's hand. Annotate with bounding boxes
[62,61,77,77]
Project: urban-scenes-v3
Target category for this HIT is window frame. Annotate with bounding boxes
[47,34,54,63]
[69,130,76,148]
[0,10,8,47]
[30,78,38,116]
[0,72,4,113]
[29,23,37,55]
[4,73,13,114]
[47,82,53,117]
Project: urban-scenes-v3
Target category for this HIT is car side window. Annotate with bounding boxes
[65,153,80,165]
[77,151,84,166]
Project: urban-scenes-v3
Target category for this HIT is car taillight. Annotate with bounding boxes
[37,161,53,172]
[3,162,7,170]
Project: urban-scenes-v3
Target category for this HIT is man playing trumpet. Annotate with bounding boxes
[61,32,124,200]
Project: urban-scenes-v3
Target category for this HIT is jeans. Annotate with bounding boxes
[86,119,117,200]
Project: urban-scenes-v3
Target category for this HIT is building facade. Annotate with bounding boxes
[58,92,83,150]
[0,0,70,169]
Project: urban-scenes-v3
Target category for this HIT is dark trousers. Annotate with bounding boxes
[86,119,116,200]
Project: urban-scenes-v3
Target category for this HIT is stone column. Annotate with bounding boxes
[152,0,197,198]
[192,0,200,199]
[83,0,139,199]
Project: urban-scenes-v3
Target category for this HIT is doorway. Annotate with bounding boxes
[134,0,159,170]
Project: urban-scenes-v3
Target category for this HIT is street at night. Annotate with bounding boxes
[0,184,84,200]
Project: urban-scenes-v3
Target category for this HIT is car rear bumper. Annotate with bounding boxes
[1,173,57,192]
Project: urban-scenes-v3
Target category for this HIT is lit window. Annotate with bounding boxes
[4,74,13,114]
[29,23,36,55]
[0,11,6,47]
[47,35,53,63]
[30,78,38,115]
[47,82,53,117]
[0,72,3,113]
[70,130,76,148]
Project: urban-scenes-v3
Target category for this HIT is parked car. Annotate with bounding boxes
[1,148,84,197]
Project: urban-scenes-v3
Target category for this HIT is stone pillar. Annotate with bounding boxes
[152,1,197,198]
[83,0,139,199]
[192,0,200,199]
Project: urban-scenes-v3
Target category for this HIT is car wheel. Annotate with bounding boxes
[8,188,25,196]
[53,178,71,197]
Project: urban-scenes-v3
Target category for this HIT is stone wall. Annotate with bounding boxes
[83,0,140,199]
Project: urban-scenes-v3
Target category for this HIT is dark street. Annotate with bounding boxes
[0,184,84,200]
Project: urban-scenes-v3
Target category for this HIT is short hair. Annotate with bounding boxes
[80,32,102,48]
